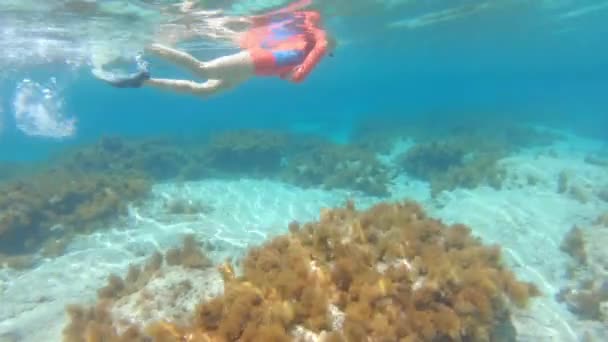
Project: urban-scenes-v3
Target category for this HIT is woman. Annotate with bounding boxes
[97,0,336,98]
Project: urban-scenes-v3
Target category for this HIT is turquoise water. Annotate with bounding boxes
[1,0,606,158]
[0,1,607,341]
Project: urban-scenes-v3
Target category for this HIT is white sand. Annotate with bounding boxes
[0,132,607,341]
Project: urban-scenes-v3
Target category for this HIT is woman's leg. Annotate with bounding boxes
[199,50,255,80]
[146,44,255,80]
[143,78,225,97]
[145,44,203,74]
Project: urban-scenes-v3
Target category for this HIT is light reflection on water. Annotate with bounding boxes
[0,0,605,73]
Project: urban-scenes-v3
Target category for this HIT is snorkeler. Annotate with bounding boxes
[95,1,335,98]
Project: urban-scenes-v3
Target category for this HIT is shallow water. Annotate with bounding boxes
[0,1,607,341]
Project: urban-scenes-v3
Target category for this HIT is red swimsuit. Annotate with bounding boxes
[239,10,328,83]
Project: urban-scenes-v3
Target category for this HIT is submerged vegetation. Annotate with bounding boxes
[59,136,209,181]
[353,114,561,196]
[3,115,604,340]
[0,118,565,268]
[202,129,290,176]
[0,169,149,257]
[397,137,507,196]
[63,200,540,341]
[558,220,608,324]
[281,138,391,196]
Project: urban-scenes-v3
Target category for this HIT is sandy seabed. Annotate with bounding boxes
[1,132,607,342]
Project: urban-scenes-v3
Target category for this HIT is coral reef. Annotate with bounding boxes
[281,138,392,196]
[63,200,539,341]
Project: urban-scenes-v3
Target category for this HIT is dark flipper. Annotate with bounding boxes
[106,70,151,88]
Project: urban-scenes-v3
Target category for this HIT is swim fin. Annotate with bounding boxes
[106,69,150,88]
